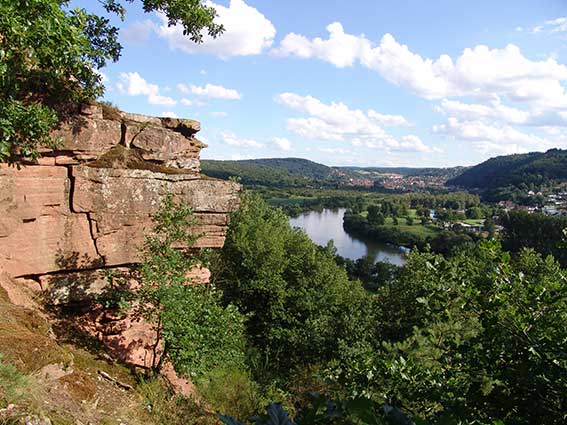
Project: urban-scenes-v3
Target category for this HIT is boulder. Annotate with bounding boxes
[52,118,122,157]
[160,117,201,136]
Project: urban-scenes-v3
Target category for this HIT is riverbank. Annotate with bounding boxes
[343,212,480,255]
[289,208,407,266]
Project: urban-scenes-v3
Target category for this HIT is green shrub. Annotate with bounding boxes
[134,195,247,378]
[196,367,262,420]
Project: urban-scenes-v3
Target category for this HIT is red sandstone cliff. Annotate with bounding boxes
[0,104,240,380]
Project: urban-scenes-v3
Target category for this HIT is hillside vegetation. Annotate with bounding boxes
[202,158,467,189]
[447,148,567,192]
[202,158,333,187]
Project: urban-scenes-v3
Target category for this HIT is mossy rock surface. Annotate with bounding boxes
[88,145,193,175]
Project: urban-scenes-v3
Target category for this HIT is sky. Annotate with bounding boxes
[73,0,567,167]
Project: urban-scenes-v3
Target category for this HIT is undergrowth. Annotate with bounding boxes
[195,367,262,420]
[0,354,28,407]
[136,377,218,425]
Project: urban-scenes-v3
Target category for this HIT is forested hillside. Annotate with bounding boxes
[447,148,567,191]
[340,165,468,178]
[202,158,467,188]
[202,158,333,187]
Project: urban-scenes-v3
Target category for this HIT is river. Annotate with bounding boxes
[289,208,407,266]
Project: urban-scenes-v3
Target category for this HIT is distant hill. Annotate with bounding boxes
[202,157,469,188]
[447,149,567,191]
[338,166,468,179]
[201,158,332,187]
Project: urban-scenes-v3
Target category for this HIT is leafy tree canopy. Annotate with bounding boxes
[333,241,567,424]
[0,0,222,164]
[117,195,246,377]
[213,192,374,374]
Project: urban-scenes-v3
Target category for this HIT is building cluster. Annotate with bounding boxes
[341,173,449,191]
[499,191,567,216]
[344,178,374,188]
[542,192,567,216]
[377,174,448,191]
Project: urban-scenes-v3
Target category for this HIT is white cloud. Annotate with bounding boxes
[221,131,264,148]
[272,22,369,68]
[400,135,439,153]
[541,126,563,136]
[161,111,178,118]
[117,72,177,106]
[367,109,411,126]
[273,137,292,152]
[436,98,530,125]
[274,21,567,160]
[362,36,567,106]
[177,83,241,100]
[212,111,228,118]
[148,94,177,106]
[118,72,157,96]
[360,34,453,99]
[436,98,567,128]
[156,0,276,58]
[274,24,567,109]
[180,98,193,106]
[473,141,530,156]
[275,92,433,153]
[531,17,567,34]
[432,117,553,154]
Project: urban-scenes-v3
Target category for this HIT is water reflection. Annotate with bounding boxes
[289,208,406,266]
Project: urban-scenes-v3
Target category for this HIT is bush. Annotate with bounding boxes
[133,195,247,377]
[196,367,262,420]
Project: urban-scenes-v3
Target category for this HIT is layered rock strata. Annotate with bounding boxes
[0,104,240,382]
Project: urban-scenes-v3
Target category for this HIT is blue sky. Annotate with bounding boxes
[74,0,567,167]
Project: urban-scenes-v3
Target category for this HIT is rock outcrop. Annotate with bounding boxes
[0,104,240,387]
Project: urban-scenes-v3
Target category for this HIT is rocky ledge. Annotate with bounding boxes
[0,104,240,386]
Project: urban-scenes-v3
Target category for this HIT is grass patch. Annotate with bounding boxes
[462,219,485,226]
[359,215,440,239]
[98,101,123,122]
[0,354,28,406]
[387,224,439,238]
[0,286,72,373]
